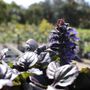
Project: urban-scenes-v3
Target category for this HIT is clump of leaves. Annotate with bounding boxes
[80,67,90,74]
[12,72,32,86]
[7,62,14,68]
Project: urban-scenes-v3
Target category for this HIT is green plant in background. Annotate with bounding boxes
[78,28,90,54]
[39,19,53,42]
[0,19,53,44]
[0,22,90,54]
[78,29,90,42]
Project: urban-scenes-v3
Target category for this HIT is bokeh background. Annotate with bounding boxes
[0,0,90,59]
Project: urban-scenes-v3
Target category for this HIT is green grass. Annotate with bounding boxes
[78,28,90,42]
[77,28,90,53]
[84,42,90,53]
[0,23,90,52]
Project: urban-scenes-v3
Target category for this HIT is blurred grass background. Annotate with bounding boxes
[0,0,90,58]
[0,21,90,54]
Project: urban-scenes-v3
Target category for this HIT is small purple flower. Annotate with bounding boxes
[68,27,78,35]
[65,41,75,48]
[70,34,80,41]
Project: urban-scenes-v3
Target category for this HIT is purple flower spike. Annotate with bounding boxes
[48,19,80,64]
